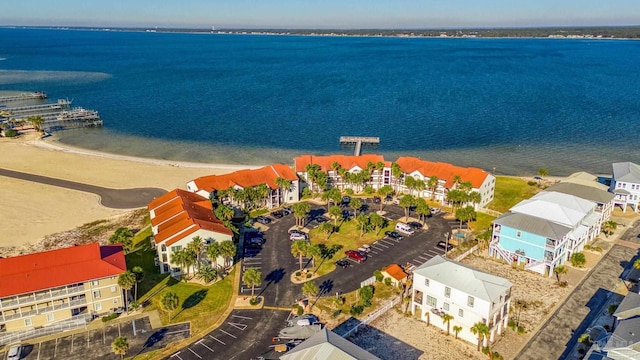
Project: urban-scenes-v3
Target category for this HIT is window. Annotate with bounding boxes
[444,287,451,298]
[92,280,99,286]
[111,286,117,293]
[468,296,475,308]
[444,303,450,311]
[161,244,167,252]
[47,313,54,322]
[458,309,464,317]
[427,295,437,307]
[95,303,102,311]
[24,318,32,326]
[113,298,119,304]
[93,290,101,299]
[424,279,429,287]
[171,245,182,252]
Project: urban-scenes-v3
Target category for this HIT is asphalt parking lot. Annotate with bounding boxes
[165,309,289,360]
[7,317,190,360]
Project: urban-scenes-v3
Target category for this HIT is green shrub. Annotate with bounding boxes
[302,187,312,198]
[295,271,301,277]
[527,180,537,186]
[345,188,354,195]
[363,185,374,194]
[350,305,364,316]
[358,285,374,303]
[306,273,312,279]
[384,277,392,286]
[584,244,592,250]
[332,309,343,318]
[249,297,261,306]
[594,246,603,252]
[292,304,304,316]
[373,270,384,282]
[3,129,18,137]
[102,313,119,322]
[362,299,372,307]
[570,252,586,267]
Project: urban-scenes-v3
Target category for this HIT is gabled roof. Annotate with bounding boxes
[604,316,640,351]
[280,328,380,360]
[546,183,614,205]
[613,162,640,184]
[563,172,610,192]
[0,243,126,298]
[614,292,640,320]
[511,191,596,227]
[382,264,408,281]
[494,212,572,240]
[395,156,490,189]
[191,164,298,193]
[148,189,232,245]
[294,154,390,173]
[414,256,512,303]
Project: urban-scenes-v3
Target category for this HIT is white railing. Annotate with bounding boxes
[0,314,90,346]
[491,244,512,263]
[478,207,502,217]
[524,259,549,271]
[454,245,479,261]
[341,296,402,338]
[360,276,376,288]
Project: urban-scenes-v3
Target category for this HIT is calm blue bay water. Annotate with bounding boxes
[1,28,639,175]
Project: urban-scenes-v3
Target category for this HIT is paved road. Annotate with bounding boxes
[0,168,166,209]
[516,241,639,360]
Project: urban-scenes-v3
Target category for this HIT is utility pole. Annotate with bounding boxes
[444,232,450,257]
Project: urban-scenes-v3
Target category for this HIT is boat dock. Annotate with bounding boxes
[339,136,380,156]
[0,92,47,103]
[0,98,102,132]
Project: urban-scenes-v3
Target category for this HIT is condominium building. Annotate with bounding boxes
[411,256,512,347]
[294,154,391,191]
[610,162,640,213]
[0,244,126,334]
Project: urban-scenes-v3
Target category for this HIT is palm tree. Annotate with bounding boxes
[446,189,466,212]
[554,265,567,284]
[603,220,617,237]
[329,205,342,227]
[634,259,640,271]
[537,168,549,184]
[404,176,416,196]
[453,325,462,339]
[318,222,334,240]
[275,177,292,206]
[369,213,385,234]
[171,249,188,275]
[292,201,311,227]
[305,164,321,193]
[188,236,205,270]
[377,185,394,212]
[322,188,341,211]
[414,179,426,197]
[291,240,309,271]
[302,281,320,307]
[219,240,236,268]
[207,241,222,269]
[398,195,415,221]
[391,162,403,193]
[214,204,234,222]
[307,244,322,273]
[27,116,45,132]
[242,268,262,299]
[375,161,385,189]
[160,291,179,320]
[350,197,363,217]
[111,336,129,360]
[455,206,476,230]
[117,271,136,312]
[441,313,454,335]
[415,198,430,224]
[131,266,144,302]
[427,175,439,200]
[356,213,369,238]
[452,175,462,189]
[331,161,343,191]
[467,191,482,209]
[470,322,490,351]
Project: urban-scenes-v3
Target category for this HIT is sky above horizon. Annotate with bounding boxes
[1,1,639,29]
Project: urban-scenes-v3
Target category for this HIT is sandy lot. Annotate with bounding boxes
[0,134,259,249]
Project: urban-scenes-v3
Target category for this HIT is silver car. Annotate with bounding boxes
[6,345,22,360]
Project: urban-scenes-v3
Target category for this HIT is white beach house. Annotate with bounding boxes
[610,162,640,213]
[411,256,512,347]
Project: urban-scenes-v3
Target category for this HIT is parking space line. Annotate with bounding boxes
[228,322,248,330]
[37,342,41,360]
[417,255,430,260]
[231,314,252,320]
[197,340,215,353]
[209,335,226,345]
[86,330,90,349]
[188,347,202,359]
[170,351,183,359]
[379,239,395,246]
[71,333,74,353]
[427,250,441,256]
[219,329,237,339]
[54,338,58,358]
[370,250,380,254]
[103,327,106,344]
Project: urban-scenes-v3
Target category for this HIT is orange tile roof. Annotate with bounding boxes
[294,154,390,173]
[0,243,126,298]
[148,189,232,245]
[382,264,408,281]
[395,157,490,188]
[191,164,298,193]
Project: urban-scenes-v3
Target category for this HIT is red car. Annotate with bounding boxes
[345,250,367,263]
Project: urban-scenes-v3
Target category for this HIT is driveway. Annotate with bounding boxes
[0,168,166,209]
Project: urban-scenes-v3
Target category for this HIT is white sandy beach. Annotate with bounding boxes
[0,134,262,248]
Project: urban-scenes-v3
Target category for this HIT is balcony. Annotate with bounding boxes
[1,285,85,309]
[1,298,87,322]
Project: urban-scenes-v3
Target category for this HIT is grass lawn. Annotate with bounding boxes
[125,226,234,334]
[471,212,496,235]
[308,218,396,276]
[487,176,540,213]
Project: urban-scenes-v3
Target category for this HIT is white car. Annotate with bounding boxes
[6,345,23,360]
[290,233,308,241]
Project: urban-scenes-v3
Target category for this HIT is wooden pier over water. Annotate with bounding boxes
[0,92,47,103]
[339,136,380,156]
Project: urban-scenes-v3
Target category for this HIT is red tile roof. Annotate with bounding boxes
[191,164,298,193]
[0,243,126,298]
[294,154,390,173]
[395,157,490,189]
[148,189,232,246]
[382,264,408,281]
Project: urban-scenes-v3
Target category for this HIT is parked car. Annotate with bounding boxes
[345,250,367,263]
[395,223,415,235]
[372,196,381,204]
[385,231,404,240]
[290,233,308,241]
[430,208,441,215]
[289,229,306,236]
[315,216,330,223]
[342,196,351,205]
[358,244,372,253]
[437,241,455,251]
[335,259,352,268]
[342,210,351,219]
[272,210,284,219]
[6,345,22,360]
[246,236,263,247]
[255,216,272,225]
[385,194,393,202]
[407,221,423,229]
[282,207,292,215]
